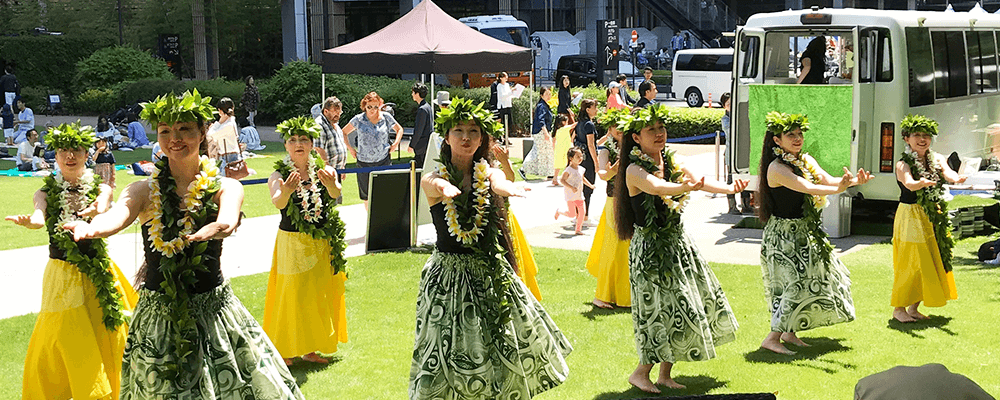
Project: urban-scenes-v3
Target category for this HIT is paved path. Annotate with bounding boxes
[0,138,885,319]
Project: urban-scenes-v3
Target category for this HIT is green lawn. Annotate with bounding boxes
[2,240,998,398]
[0,140,422,250]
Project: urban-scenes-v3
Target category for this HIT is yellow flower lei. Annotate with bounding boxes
[148,156,220,257]
[438,159,491,245]
[772,147,827,209]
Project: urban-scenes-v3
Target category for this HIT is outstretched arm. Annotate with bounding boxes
[64,180,150,241]
[489,168,525,198]
[628,164,703,197]
[188,178,245,241]
[5,189,47,229]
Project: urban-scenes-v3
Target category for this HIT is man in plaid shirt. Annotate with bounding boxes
[314,96,349,202]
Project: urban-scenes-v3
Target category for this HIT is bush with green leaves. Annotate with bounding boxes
[0,35,114,96]
[74,46,175,93]
[665,107,725,143]
[73,88,119,115]
[118,80,186,107]
[18,86,64,114]
[185,79,245,110]
[258,61,322,123]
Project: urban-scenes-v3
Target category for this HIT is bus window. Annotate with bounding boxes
[932,31,968,99]
[876,30,892,82]
[763,31,852,84]
[905,27,934,106]
[979,31,998,92]
[739,36,759,78]
[480,27,530,47]
[859,32,871,82]
[966,31,983,95]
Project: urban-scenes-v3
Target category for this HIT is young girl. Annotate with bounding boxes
[7,122,137,399]
[91,136,116,188]
[555,147,594,235]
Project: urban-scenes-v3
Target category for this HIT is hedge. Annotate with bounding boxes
[0,35,114,97]
[663,107,725,143]
[74,46,175,94]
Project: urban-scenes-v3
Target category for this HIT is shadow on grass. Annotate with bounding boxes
[591,375,728,399]
[287,355,341,386]
[886,315,955,338]
[580,301,630,320]
[743,337,855,374]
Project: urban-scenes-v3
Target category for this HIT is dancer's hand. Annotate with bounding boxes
[63,221,96,241]
[955,175,968,184]
[853,168,874,186]
[317,168,338,188]
[280,171,301,193]
[440,182,462,199]
[187,222,232,241]
[681,177,705,192]
[915,178,937,189]
[77,201,100,219]
[730,179,749,194]
[5,214,43,229]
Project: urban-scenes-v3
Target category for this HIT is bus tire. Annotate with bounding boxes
[685,87,703,107]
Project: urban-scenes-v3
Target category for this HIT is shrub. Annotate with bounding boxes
[257,61,322,123]
[73,88,119,115]
[18,86,64,115]
[0,35,114,96]
[665,107,725,143]
[119,79,186,106]
[74,46,175,93]
[185,79,245,109]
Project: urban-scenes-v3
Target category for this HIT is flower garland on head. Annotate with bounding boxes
[435,97,505,139]
[900,114,953,271]
[617,103,673,133]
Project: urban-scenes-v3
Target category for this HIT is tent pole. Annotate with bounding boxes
[321,74,326,103]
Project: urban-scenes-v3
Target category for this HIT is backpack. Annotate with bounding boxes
[977,238,1000,261]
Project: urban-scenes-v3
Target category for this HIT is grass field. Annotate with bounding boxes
[1,238,998,399]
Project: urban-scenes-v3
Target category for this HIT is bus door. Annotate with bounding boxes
[733,26,764,182]
[852,26,870,174]
[855,27,890,175]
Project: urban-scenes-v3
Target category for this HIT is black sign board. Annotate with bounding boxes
[596,20,619,86]
[158,34,181,76]
[365,168,416,252]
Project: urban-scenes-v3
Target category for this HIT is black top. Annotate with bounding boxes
[769,185,806,219]
[800,53,826,84]
[411,100,433,155]
[95,151,115,164]
[430,203,474,254]
[489,82,499,111]
[557,87,571,114]
[630,192,669,227]
[532,99,553,136]
[49,238,98,261]
[0,73,19,97]
[141,218,225,294]
[574,119,596,154]
[621,86,636,106]
[278,206,298,232]
[634,97,653,109]
[897,180,917,204]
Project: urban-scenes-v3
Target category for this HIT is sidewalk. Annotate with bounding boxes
[0,143,885,319]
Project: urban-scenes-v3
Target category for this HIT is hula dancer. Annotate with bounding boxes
[410,98,571,399]
[64,90,303,398]
[586,107,631,309]
[757,111,871,355]
[614,104,745,393]
[891,114,963,323]
[264,116,349,364]
[7,122,137,400]
[490,140,543,300]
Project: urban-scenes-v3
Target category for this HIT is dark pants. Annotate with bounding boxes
[17,162,33,171]
[357,153,391,201]
[497,107,513,135]
[581,156,595,217]
[414,151,427,169]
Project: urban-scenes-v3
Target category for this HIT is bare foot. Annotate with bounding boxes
[655,378,687,389]
[554,210,560,220]
[760,340,796,355]
[893,308,917,323]
[284,358,294,366]
[592,298,614,309]
[780,332,810,347]
[301,352,329,364]
[574,231,584,235]
[908,310,930,320]
[628,373,661,394]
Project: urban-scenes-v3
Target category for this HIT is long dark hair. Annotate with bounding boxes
[803,36,826,61]
[613,126,639,240]
[216,97,235,117]
[439,125,518,270]
[576,98,596,124]
[757,129,781,224]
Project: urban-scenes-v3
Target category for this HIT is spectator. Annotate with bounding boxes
[495,72,514,136]
[615,74,636,106]
[90,137,117,188]
[606,82,627,110]
[94,116,128,149]
[683,33,693,49]
[409,82,432,168]
[151,142,164,163]
[434,91,451,110]
[314,96,348,171]
[633,80,658,109]
[13,98,33,144]
[489,76,499,111]
[2,101,13,145]
[238,116,266,152]
[206,97,242,177]
[670,31,684,58]
[0,66,19,107]
[16,129,48,171]
[125,112,152,148]
[557,75,575,124]
[855,364,994,400]
[342,91,404,206]
[241,76,260,127]
[798,36,828,84]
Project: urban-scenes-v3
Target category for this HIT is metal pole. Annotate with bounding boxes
[321,73,326,103]
[714,130,721,181]
[410,160,417,247]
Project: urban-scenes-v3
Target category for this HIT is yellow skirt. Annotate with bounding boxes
[22,258,137,400]
[263,230,348,358]
[585,199,632,306]
[892,203,957,308]
[509,212,542,301]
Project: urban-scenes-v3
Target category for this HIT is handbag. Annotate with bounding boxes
[222,139,249,180]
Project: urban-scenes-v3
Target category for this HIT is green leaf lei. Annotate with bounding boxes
[437,156,514,353]
[45,122,97,150]
[435,97,505,139]
[42,173,127,331]
[764,111,810,136]
[140,89,216,128]
[273,151,349,276]
[900,114,939,136]
[900,150,954,272]
[628,148,688,278]
[596,107,630,131]
[276,115,322,141]
[149,157,221,378]
[617,103,673,133]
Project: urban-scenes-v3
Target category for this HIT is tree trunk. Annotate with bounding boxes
[192,0,208,80]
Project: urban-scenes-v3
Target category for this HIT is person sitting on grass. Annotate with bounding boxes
[125,112,152,148]
[16,128,49,171]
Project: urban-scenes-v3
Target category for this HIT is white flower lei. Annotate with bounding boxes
[438,159,492,245]
[148,156,220,258]
[53,169,97,231]
[282,154,324,223]
[773,147,828,209]
[630,147,689,213]
[903,145,944,202]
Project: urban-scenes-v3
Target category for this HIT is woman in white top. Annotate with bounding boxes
[496,72,514,136]
[206,97,242,177]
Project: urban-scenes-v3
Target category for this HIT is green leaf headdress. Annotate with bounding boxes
[276,115,322,140]
[596,107,630,131]
[140,89,216,127]
[617,104,672,133]
[900,114,938,136]
[765,111,810,135]
[435,97,504,139]
[45,121,97,150]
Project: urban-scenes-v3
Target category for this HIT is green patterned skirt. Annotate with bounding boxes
[760,217,855,332]
[409,251,572,400]
[120,282,304,399]
[629,225,738,365]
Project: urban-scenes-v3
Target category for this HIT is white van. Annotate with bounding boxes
[672,48,734,107]
[453,15,532,87]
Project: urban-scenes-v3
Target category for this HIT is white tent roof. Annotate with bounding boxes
[531,31,580,46]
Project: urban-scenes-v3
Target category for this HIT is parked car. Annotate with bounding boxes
[556,54,641,87]
[671,48,734,107]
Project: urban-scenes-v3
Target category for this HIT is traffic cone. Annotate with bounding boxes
[704,93,713,108]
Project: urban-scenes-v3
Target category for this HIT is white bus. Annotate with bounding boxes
[731,7,1000,210]
[452,15,532,88]
[672,48,734,107]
